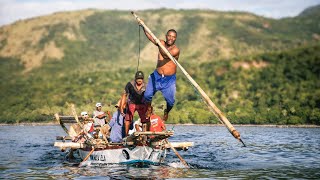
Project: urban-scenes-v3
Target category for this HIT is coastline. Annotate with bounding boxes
[0,122,319,128]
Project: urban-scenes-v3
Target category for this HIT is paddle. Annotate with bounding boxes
[131,11,246,147]
[68,103,83,128]
[79,146,95,167]
[165,139,189,168]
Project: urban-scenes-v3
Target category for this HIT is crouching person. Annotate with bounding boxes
[109,102,125,143]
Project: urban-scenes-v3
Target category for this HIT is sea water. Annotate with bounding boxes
[0,125,319,179]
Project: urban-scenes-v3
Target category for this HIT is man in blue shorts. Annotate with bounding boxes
[141,26,180,121]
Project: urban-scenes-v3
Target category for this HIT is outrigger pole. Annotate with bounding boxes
[131,11,246,147]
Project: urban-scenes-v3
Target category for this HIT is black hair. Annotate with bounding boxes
[167,29,177,37]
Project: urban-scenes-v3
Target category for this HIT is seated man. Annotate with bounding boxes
[149,107,166,132]
[93,102,109,127]
[128,118,142,135]
[76,111,95,140]
[109,101,126,143]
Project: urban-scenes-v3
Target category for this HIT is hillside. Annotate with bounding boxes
[0,7,319,124]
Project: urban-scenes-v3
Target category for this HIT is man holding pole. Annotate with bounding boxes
[140,24,180,121]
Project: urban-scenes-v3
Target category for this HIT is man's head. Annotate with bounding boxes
[135,71,144,85]
[166,29,177,46]
[81,111,89,120]
[96,102,102,111]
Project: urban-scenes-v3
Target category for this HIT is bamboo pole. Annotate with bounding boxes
[131,11,245,147]
[165,139,189,168]
[79,146,95,167]
[66,103,84,128]
[55,113,69,135]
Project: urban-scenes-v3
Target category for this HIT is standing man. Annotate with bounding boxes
[141,26,180,121]
[120,71,148,136]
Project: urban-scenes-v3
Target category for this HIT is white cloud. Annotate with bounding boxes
[0,0,319,26]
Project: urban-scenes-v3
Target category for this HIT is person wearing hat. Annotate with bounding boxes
[80,111,95,139]
[120,71,148,136]
[109,100,126,142]
[140,26,180,122]
[93,102,109,127]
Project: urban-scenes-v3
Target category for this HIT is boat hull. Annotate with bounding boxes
[78,145,166,165]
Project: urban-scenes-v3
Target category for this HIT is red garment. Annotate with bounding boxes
[125,103,148,123]
[89,124,94,133]
[149,114,165,132]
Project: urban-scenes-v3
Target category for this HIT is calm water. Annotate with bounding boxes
[0,125,319,179]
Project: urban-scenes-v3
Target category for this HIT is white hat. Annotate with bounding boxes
[96,102,102,107]
[81,111,88,116]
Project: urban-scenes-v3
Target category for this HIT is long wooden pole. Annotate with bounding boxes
[79,146,95,167]
[165,140,189,168]
[131,11,245,147]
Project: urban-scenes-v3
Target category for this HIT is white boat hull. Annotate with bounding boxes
[78,145,166,165]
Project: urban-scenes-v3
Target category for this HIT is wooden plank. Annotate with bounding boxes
[132,131,174,136]
[55,113,69,135]
[54,142,86,149]
[165,142,194,150]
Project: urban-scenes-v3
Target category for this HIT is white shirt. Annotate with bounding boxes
[129,118,142,135]
[93,110,106,126]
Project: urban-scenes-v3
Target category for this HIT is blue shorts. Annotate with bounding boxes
[144,70,176,107]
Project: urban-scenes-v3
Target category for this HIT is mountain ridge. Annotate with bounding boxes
[0,6,319,124]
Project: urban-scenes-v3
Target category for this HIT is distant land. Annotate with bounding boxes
[0,5,319,124]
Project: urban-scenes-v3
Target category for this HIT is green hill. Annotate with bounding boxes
[0,6,319,124]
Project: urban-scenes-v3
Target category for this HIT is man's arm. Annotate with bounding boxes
[135,123,141,132]
[120,82,131,115]
[120,92,127,116]
[159,43,180,60]
[141,25,157,45]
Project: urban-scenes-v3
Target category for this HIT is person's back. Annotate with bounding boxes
[149,114,166,132]
[109,109,125,143]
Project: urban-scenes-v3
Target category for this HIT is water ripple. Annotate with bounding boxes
[0,125,320,179]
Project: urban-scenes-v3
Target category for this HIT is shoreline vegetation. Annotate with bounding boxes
[1,9,319,125]
[1,122,319,128]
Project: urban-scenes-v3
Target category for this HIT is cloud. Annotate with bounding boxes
[0,0,319,26]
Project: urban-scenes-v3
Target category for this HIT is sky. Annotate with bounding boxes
[0,0,320,26]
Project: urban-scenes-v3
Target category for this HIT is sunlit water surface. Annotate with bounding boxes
[0,125,319,179]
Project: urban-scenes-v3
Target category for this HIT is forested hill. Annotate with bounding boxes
[0,6,319,124]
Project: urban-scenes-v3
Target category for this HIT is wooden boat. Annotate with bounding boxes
[54,114,193,166]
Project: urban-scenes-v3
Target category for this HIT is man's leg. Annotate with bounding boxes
[125,104,135,136]
[144,73,157,119]
[161,83,176,121]
[137,104,150,131]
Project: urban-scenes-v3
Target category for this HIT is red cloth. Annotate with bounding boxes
[149,114,165,132]
[89,124,94,133]
[125,103,148,123]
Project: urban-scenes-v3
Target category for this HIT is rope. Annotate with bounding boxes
[136,25,141,72]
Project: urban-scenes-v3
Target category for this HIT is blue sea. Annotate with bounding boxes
[0,125,319,179]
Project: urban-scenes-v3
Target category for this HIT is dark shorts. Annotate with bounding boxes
[125,103,148,123]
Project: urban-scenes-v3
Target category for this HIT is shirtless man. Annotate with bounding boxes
[141,26,180,121]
